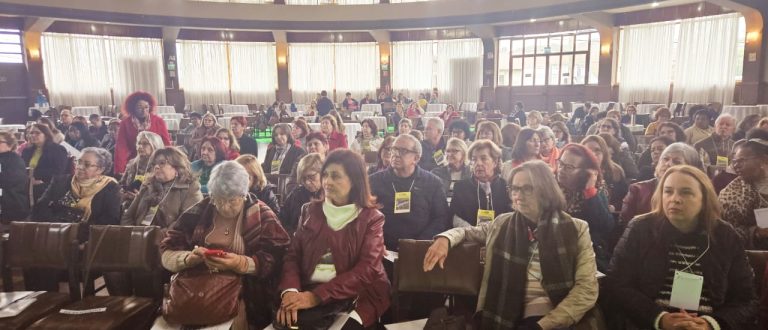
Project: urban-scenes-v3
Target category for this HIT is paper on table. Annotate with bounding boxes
[0,291,37,310]
[754,208,768,229]
[0,298,36,318]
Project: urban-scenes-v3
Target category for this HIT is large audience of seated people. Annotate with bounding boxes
[2,89,768,330]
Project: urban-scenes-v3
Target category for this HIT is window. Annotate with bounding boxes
[0,29,22,64]
[497,29,600,87]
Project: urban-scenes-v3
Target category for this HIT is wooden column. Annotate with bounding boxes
[276,42,291,102]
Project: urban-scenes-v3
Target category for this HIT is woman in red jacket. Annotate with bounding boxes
[114,91,170,174]
[319,115,348,151]
[276,149,389,329]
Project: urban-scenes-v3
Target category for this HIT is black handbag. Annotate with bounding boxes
[49,191,85,223]
[423,307,465,330]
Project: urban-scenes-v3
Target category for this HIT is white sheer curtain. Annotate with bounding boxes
[176,40,230,107]
[289,44,335,103]
[672,13,740,104]
[617,22,676,103]
[42,33,164,106]
[334,43,380,101]
[392,41,434,101]
[229,42,278,104]
[436,38,483,103]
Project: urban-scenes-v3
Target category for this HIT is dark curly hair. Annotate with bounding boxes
[122,91,157,118]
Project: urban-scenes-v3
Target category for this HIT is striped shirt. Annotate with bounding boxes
[655,238,713,314]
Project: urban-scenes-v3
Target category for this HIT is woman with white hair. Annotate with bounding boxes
[526,110,543,129]
[120,131,165,203]
[160,161,291,329]
[538,126,559,170]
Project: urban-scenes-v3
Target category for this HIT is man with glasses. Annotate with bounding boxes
[418,117,448,171]
[369,134,450,252]
[694,114,736,167]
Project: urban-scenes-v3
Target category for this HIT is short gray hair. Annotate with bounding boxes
[208,161,250,199]
[395,134,422,158]
[136,131,165,152]
[715,113,736,126]
[426,117,445,133]
[661,142,703,170]
[537,125,556,140]
[81,147,113,173]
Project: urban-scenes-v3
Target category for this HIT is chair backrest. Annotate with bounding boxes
[7,222,80,269]
[395,239,483,296]
[266,173,292,205]
[84,225,161,273]
[746,250,768,293]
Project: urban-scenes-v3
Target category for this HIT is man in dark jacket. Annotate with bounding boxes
[369,134,450,251]
[418,117,447,172]
[0,134,29,221]
[507,101,527,127]
[316,90,335,118]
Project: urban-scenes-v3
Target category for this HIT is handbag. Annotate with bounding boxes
[423,307,465,330]
[163,266,242,326]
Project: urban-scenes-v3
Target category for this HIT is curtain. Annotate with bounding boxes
[41,33,164,106]
[334,43,380,101]
[436,38,483,103]
[392,41,434,101]
[229,42,278,104]
[289,43,335,103]
[617,22,676,103]
[672,13,740,105]
[176,40,231,107]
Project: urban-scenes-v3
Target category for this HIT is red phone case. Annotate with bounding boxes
[204,249,226,257]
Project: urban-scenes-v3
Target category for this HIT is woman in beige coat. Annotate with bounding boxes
[121,146,203,228]
[424,160,598,330]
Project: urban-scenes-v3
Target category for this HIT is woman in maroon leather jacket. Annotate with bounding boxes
[276,149,390,329]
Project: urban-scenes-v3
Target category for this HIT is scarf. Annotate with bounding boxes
[563,182,606,215]
[322,199,361,231]
[70,175,117,222]
[482,210,579,329]
[131,115,151,131]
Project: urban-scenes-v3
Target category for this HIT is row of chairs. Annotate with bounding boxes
[0,223,160,329]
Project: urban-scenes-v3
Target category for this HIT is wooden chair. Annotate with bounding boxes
[27,225,160,330]
[266,173,293,206]
[747,250,768,293]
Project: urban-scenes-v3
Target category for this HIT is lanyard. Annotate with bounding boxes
[674,235,710,273]
[477,180,494,211]
[392,178,416,194]
[154,178,176,207]
[710,138,729,157]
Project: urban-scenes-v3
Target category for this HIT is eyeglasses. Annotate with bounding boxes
[28,131,42,136]
[508,184,534,195]
[445,149,462,154]
[732,157,756,166]
[557,160,579,172]
[76,160,100,169]
[302,173,320,184]
[600,125,614,130]
[138,142,152,147]
[391,147,417,157]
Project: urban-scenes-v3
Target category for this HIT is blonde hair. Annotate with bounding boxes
[235,154,267,190]
[649,165,721,238]
[445,137,468,166]
[296,153,324,183]
[476,121,503,146]
[0,131,17,151]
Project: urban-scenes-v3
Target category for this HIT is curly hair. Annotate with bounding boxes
[122,91,157,118]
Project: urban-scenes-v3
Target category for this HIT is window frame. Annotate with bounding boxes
[0,29,23,64]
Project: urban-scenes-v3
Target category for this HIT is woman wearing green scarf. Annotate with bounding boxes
[424,160,598,330]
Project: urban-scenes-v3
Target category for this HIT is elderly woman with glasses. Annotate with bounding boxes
[122,147,203,228]
[276,149,390,330]
[424,160,598,329]
[449,139,511,227]
[606,165,757,330]
[431,137,471,196]
[281,153,324,235]
[719,129,768,250]
[32,147,120,241]
[120,131,166,204]
[159,161,290,329]
[114,91,170,175]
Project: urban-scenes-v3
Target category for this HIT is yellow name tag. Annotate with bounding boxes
[716,156,729,167]
[477,209,495,224]
[141,205,158,226]
[394,192,412,214]
[433,150,447,166]
[134,174,145,183]
[270,160,282,174]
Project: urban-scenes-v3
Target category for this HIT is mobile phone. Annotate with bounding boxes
[204,249,226,257]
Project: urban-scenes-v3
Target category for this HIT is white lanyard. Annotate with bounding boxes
[674,235,710,273]
[477,180,494,211]
[392,178,416,195]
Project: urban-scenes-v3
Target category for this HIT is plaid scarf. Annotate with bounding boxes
[563,181,607,215]
[481,210,579,329]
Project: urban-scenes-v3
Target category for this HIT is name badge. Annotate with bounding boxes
[669,270,704,311]
[134,174,145,183]
[477,209,495,224]
[141,205,158,226]
[394,192,411,214]
[433,150,447,167]
[270,160,282,174]
[716,156,729,167]
[754,208,768,228]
